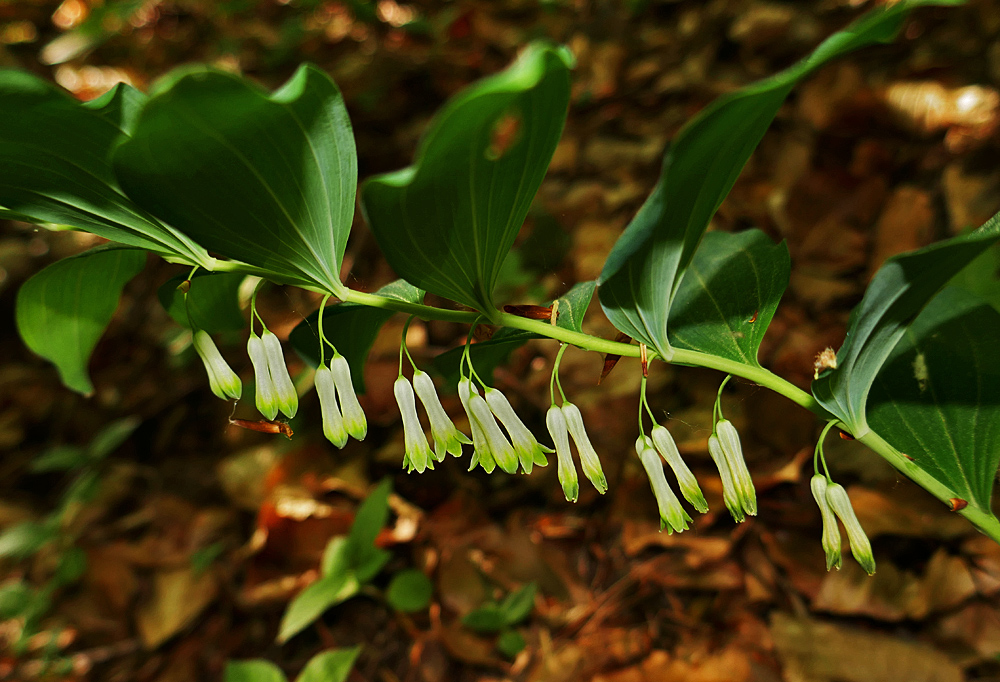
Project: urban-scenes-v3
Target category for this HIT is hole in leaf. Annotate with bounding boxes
[486,110,522,160]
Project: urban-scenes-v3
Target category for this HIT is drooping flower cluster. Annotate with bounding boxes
[187,302,875,575]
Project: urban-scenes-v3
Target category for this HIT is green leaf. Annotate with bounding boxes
[433,283,595,387]
[16,246,146,395]
[553,280,596,334]
[0,581,33,619]
[498,582,536,626]
[321,536,351,578]
[361,42,573,313]
[386,569,433,613]
[113,63,357,294]
[496,629,527,658]
[53,546,87,586]
[289,280,424,394]
[277,572,360,643]
[667,230,789,366]
[346,479,392,581]
[225,660,287,682]
[868,287,1000,515]
[813,216,1000,435]
[462,604,507,633]
[0,73,209,264]
[432,327,536,389]
[598,0,963,362]
[159,272,247,333]
[0,521,56,559]
[949,240,1000,314]
[88,416,141,460]
[29,446,88,473]
[296,647,361,682]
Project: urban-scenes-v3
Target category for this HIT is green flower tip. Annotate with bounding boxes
[192,330,242,401]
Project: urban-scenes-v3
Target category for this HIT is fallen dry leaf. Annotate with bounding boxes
[771,613,962,682]
[135,567,218,649]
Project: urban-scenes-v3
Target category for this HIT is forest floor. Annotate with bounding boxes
[2,1,1000,680]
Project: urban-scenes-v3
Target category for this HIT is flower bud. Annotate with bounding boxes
[458,378,496,473]
[546,405,578,503]
[247,333,277,420]
[315,366,347,448]
[485,387,551,474]
[561,403,607,494]
[716,420,756,517]
[469,392,518,474]
[825,482,876,575]
[412,370,470,462]
[650,425,708,513]
[636,436,691,533]
[708,434,744,523]
[810,474,842,570]
[394,376,434,473]
[260,330,297,418]
[330,355,366,441]
[192,330,242,401]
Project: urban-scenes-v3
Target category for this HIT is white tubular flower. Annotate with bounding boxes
[247,333,278,420]
[716,419,756,517]
[546,405,578,503]
[810,474,842,571]
[192,330,242,400]
[469,392,518,474]
[825,482,876,575]
[330,355,366,441]
[650,425,708,513]
[485,387,551,474]
[413,370,470,462]
[636,436,691,534]
[708,434,744,523]
[458,379,496,473]
[560,403,607,494]
[394,377,434,473]
[315,366,347,448]
[260,329,298,418]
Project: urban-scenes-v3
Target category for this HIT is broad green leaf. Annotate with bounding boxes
[433,282,596,386]
[362,43,573,313]
[158,272,247,333]
[598,0,963,362]
[113,63,357,294]
[346,479,392,581]
[386,569,433,613]
[0,74,209,265]
[496,630,527,658]
[296,647,361,682]
[868,287,1000,515]
[949,240,1000,314]
[225,660,287,682]
[462,604,507,633]
[813,216,1000,435]
[498,582,536,625]
[16,246,146,395]
[667,230,789,366]
[278,572,360,643]
[289,280,424,393]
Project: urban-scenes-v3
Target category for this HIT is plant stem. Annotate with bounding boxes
[330,288,1000,542]
[858,431,1000,544]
